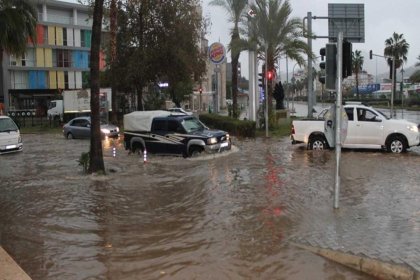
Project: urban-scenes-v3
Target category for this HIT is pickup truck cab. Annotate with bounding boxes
[291,103,420,153]
[124,110,231,157]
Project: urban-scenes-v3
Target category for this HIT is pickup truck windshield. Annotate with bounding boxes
[181,118,205,133]
[0,118,19,132]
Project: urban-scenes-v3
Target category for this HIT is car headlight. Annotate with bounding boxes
[226,134,230,140]
[207,137,217,144]
[101,128,110,134]
[116,127,120,132]
[18,135,22,143]
[407,125,418,133]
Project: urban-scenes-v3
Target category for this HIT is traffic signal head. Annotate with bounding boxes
[320,47,326,61]
[199,88,203,94]
[369,50,373,60]
[318,44,336,90]
[258,70,265,88]
[342,41,352,79]
[267,70,274,81]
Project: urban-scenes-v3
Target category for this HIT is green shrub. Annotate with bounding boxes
[78,152,90,174]
[198,113,256,138]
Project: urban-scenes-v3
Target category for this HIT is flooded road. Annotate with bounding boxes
[1,133,419,279]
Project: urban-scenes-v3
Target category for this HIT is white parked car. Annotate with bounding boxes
[291,103,420,153]
[0,116,23,154]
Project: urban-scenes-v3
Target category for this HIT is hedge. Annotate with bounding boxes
[198,113,256,138]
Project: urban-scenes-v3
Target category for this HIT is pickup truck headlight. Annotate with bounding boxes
[101,128,110,134]
[407,125,419,133]
[226,134,230,140]
[207,137,217,145]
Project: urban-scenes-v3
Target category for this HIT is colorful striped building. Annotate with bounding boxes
[0,0,106,115]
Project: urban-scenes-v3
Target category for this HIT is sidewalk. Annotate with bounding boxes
[0,247,31,280]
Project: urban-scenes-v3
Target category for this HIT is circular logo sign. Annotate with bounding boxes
[209,42,226,64]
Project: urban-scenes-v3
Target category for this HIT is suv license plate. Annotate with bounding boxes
[220,142,228,148]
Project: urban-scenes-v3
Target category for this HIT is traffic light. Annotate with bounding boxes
[342,41,352,78]
[258,69,265,88]
[199,88,203,95]
[319,47,326,85]
[267,70,274,82]
[369,50,373,60]
[319,44,337,90]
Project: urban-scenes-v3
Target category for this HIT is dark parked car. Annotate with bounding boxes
[63,116,119,139]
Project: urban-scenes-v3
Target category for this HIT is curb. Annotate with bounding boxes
[292,242,420,280]
[0,246,32,280]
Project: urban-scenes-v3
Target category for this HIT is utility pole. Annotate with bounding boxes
[307,12,314,118]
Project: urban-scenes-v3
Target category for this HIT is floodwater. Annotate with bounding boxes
[1,133,419,279]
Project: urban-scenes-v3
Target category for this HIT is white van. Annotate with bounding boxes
[0,116,23,154]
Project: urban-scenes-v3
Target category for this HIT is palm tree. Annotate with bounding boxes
[209,0,247,118]
[250,0,310,117]
[415,55,420,67]
[0,0,37,106]
[384,32,409,100]
[352,50,364,99]
[0,0,37,65]
[89,0,106,173]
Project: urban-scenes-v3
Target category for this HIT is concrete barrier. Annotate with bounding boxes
[0,246,31,280]
[292,242,419,280]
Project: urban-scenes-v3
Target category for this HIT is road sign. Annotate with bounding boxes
[328,4,365,43]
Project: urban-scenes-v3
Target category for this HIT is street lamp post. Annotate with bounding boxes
[291,63,301,114]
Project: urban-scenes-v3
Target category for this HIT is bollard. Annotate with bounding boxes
[112,146,116,157]
[143,149,147,163]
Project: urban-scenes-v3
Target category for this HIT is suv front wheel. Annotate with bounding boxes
[188,146,203,157]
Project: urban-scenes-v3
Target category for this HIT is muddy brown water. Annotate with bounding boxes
[2,133,419,279]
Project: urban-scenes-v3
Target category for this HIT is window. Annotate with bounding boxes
[152,120,166,131]
[357,108,378,122]
[64,72,69,89]
[43,26,48,44]
[345,107,354,121]
[168,120,182,133]
[56,50,70,67]
[63,28,67,46]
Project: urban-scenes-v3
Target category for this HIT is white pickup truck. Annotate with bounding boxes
[291,103,420,153]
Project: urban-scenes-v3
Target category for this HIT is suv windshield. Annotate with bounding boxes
[181,117,205,133]
[0,118,19,132]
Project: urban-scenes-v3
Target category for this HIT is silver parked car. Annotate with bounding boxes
[63,116,119,139]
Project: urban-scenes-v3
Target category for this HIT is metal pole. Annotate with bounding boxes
[265,45,269,137]
[286,55,289,108]
[391,58,395,118]
[334,32,343,209]
[307,12,314,118]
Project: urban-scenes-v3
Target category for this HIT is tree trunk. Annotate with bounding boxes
[88,0,105,174]
[110,0,118,124]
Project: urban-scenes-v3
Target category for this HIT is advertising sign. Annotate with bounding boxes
[208,42,226,64]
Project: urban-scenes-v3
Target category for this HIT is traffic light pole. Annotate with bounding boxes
[307,12,314,118]
[265,45,269,137]
[334,32,343,209]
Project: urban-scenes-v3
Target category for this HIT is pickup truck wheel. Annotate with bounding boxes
[189,146,203,157]
[66,132,74,140]
[386,136,407,153]
[309,135,327,150]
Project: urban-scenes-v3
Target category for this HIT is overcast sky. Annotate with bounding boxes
[202,0,420,81]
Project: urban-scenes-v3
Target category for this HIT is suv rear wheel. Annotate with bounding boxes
[308,135,328,150]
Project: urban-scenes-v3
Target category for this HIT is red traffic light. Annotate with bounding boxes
[267,70,274,81]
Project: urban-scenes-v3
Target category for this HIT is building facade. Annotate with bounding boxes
[0,0,105,115]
